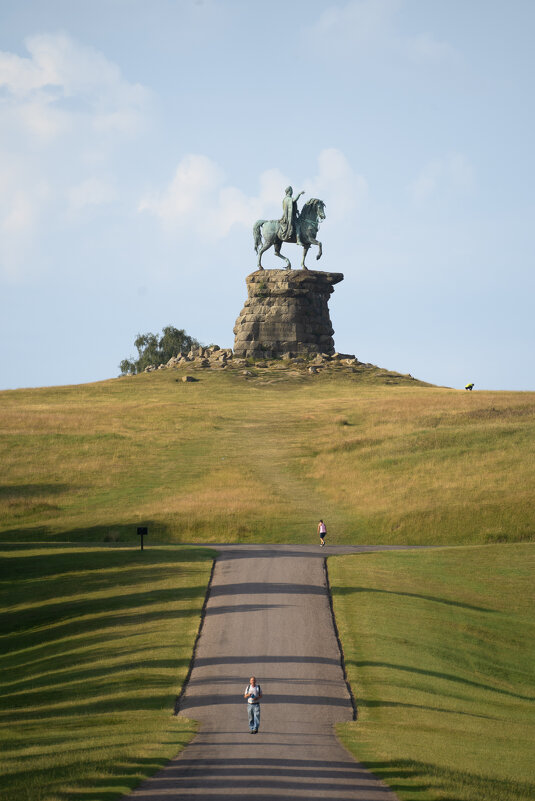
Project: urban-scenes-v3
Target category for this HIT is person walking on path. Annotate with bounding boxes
[318,519,327,547]
[244,676,262,733]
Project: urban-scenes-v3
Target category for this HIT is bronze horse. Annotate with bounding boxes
[253,198,326,270]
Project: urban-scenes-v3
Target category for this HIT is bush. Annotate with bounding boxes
[120,326,200,375]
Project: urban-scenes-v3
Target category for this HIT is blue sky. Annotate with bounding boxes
[0,0,533,391]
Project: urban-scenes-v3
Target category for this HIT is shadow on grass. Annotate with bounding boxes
[0,544,214,714]
[0,519,175,545]
[0,483,71,499]
[331,585,496,614]
[1,751,189,801]
[349,660,535,703]
[1,692,188,723]
[0,543,212,590]
[0,585,208,646]
[0,533,215,800]
[1,641,184,680]
[361,759,535,801]
[0,657,193,704]
[356,697,497,719]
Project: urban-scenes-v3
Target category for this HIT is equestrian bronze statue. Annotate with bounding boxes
[253,187,326,270]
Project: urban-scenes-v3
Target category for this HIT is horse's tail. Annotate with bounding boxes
[253,220,267,253]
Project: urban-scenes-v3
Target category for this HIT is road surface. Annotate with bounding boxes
[128,545,407,800]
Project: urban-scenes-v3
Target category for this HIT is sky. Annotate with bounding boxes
[0,0,533,391]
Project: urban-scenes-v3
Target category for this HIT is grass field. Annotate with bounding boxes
[329,545,535,801]
[1,368,533,545]
[0,544,214,801]
[1,368,533,799]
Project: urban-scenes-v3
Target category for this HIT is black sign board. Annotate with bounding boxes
[137,526,148,550]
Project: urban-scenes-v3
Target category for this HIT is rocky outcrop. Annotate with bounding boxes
[132,347,422,385]
[233,269,344,359]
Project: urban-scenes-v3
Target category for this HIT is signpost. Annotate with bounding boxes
[137,526,148,551]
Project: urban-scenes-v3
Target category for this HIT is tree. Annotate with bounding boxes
[159,326,198,364]
[119,326,200,375]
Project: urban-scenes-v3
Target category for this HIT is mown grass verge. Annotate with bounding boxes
[0,544,215,801]
[1,370,533,545]
[329,544,535,801]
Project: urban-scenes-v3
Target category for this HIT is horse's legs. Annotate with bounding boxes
[274,241,291,269]
[257,239,272,269]
[301,244,310,269]
[308,238,322,261]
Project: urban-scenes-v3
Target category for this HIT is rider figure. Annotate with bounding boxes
[278,186,304,246]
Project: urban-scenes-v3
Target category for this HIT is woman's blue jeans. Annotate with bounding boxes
[247,703,260,731]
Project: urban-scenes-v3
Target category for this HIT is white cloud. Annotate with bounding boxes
[67,177,117,211]
[0,33,149,279]
[139,155,224,225]
[3,190,38,233]
[0,33,148,137]
[405,32,457,65]
[304,148,368,220]
[140,149,366,237]
[0,48,51,95]
[13,96,72,141]
[308,0,398,48]
[139,155,289,236]
[305,0,457,66]
[409,154,475,202]
[0,148,51,278]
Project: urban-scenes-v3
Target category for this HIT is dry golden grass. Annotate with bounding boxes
[0,370,533,544]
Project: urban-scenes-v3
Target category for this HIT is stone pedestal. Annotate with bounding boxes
[233,269,344,359]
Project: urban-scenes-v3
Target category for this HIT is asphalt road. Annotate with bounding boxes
[128,545,407,800]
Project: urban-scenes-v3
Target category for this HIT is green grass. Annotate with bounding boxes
[329,545,535,801]
[0,369,533,545]
[1,368,534,798]
[0,544,214,801]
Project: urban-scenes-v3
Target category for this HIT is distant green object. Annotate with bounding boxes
[119,325,200,375]
[465,383,475,390]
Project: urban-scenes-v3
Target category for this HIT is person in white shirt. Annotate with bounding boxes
[318,519,327,547]
[244,676,262,733]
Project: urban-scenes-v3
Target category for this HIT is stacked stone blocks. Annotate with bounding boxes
[233,269,344,359]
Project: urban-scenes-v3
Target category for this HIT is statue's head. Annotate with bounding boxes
[285,186,293,196]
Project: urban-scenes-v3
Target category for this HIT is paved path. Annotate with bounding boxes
[128,545,409,800]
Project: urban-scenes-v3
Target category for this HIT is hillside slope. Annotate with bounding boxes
[331,544,535,801]
[1,363,533,545]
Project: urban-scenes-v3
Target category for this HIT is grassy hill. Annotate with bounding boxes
[1,364,533,801]
[1,363,533,546]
